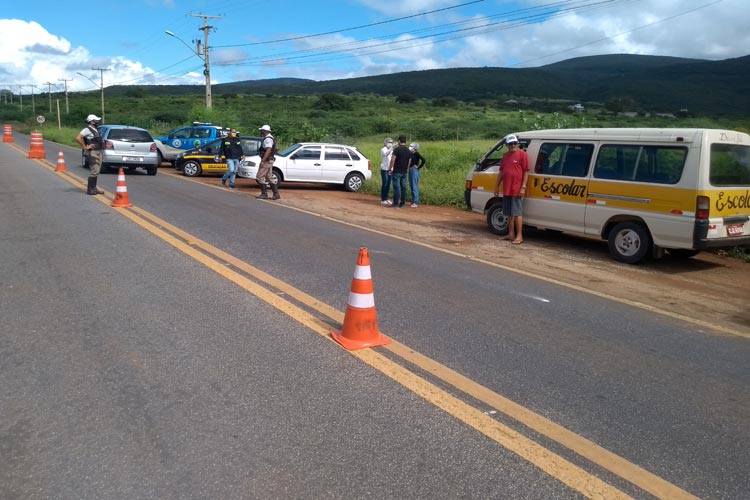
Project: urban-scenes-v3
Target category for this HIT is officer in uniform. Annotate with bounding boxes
[255,124,280,200]
[75,114,104,195]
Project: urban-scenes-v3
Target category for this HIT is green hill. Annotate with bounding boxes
[106,53,750,116]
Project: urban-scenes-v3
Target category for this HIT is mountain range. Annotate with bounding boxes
[112,54,750,116]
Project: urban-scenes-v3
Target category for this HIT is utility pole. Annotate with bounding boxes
[43,81,54,113]
[91,67,110,122]
[29,84,37,114]
[17,85,23,111]
[190,13,220,110]
[58,77,72,113]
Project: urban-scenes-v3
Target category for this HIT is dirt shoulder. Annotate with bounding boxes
[173,171,750,338]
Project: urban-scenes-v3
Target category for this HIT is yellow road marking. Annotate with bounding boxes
[23,150,701,498]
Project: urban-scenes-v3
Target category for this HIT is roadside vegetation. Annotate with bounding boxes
[2,91,747,260]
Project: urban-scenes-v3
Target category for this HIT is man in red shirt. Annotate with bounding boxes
[493,134,530,244]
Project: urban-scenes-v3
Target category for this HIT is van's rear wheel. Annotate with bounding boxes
[608,221,651,264]
[486,203,509,236]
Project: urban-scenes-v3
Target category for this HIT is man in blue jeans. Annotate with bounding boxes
[408,142,426,207]
[388,135,411,208]
[219,128,244,189]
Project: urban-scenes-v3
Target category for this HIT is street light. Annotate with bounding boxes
[165,27,213,109]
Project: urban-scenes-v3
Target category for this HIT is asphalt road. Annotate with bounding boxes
[1,134,748,500]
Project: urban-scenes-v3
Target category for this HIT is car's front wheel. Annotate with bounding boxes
[271,169,282,188]
[182,160,202,177]
[344,172,365,192]
[486,202,509,236]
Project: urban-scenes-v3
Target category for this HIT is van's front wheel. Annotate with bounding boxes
[486,203,509,236]
[608,221,651,264]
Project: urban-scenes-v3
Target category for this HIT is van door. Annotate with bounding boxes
[585,143,693,246]
[525,142,593,233]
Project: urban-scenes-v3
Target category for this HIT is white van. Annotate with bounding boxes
[465,128,750,263]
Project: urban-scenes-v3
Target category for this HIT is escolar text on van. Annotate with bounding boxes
[465,128,750,264]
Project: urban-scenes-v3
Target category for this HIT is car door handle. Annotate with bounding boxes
[314,163,321,166]
[345,164,352,167]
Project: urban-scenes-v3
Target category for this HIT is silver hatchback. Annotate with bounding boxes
[82,125,159,175]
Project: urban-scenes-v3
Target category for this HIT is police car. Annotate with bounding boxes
[175,135,262,177]
[153,122,230,165]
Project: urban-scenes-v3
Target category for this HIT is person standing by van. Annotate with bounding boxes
[380,137,394,205]
[493,134,529,244]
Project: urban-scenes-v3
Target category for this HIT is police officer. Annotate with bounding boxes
[76,114,104,195]
[255,124,280,200]
[219,128,244,189]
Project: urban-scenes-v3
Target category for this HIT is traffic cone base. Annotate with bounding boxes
[55,149,67,172]
[331,247,391,350]
[111,168,133,207]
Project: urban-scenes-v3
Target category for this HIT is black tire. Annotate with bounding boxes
[608,221,652,264]
[271,169,282,188]
[344,172,365,192]
[146,165,158,176]
[666,248,700,259]
[156,151,164,166]
[486,202,509,236]
[182,160,202,177]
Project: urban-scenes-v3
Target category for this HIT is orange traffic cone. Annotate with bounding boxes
[111,168,133,208]
[331,247,391,350]
[55,149,67,172]
[2,124,12,143]
[28,130,45,159]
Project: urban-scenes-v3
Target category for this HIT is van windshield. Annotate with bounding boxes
[710,144,750,186]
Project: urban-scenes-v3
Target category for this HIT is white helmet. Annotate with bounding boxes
[86,114,101,123]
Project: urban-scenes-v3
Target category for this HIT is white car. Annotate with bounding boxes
[238,142,371,192]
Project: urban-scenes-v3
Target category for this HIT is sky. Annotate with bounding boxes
[1,0,748,95]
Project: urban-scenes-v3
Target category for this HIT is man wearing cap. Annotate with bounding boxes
[255,124,280,200]
[76,114,104,195]
[493,134,529,244]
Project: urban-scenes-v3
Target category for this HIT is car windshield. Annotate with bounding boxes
[278,144,302,157]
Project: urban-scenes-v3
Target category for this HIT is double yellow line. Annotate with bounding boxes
[26,149,699,499]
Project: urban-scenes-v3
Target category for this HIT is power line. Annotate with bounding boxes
[213,0,486,48]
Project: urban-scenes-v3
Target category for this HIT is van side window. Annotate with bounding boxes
[710,144,750,186]
[538,143,593,177]
[594,145,687,184]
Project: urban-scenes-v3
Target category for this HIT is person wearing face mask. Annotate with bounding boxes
[408,142,425,208]
[219,128,244,189]
[380,137,394,205]
[75,114,104,195]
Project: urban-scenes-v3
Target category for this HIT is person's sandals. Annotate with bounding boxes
[511,239,523,245]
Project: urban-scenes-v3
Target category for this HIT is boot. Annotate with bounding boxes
[270,182,280,200]
[255,184,268,199]
[86,176,102,195]
[87,176,104,195]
